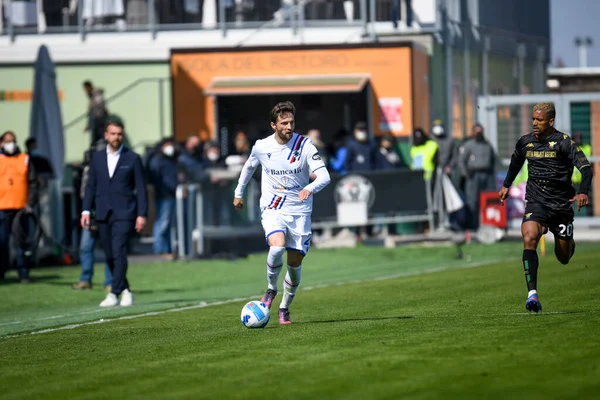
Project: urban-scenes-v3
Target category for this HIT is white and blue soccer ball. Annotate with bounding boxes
[241,301,270,329]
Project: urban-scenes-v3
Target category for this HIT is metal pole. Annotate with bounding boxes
[291,0,297,36]
[360,0,367,37]
[481,35,490,96]
[158,79,165,138]
[463,22,470,137]
[444,7,453,136]
[77,0,85,41]
[369,0,376,41]
[219,0,227,38]
[7,0,14,42]
[195,185,204,256]
[176,185,187,259]
[298,0,305,44]
[148,0,157,40]
[187,185,197,258]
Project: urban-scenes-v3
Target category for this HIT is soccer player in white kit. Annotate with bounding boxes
[233,101,331,324]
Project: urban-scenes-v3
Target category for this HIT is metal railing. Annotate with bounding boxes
[0,0,408,41]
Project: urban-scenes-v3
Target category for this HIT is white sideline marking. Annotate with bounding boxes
[0,257,518,339]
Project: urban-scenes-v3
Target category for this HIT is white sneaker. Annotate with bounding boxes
[120,289,134,307]
[100,293,119,307]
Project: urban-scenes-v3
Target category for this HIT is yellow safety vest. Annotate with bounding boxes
[0,153,29,210]
[572,144,592,184]
[410,140,438,181]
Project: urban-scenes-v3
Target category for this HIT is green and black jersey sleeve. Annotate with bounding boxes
[502,136,526,188]
[560,136,593,195]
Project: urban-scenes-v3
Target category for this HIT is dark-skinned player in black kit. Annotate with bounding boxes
[498,102,593,313]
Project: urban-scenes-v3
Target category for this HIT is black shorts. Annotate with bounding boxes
[522,203,574,240]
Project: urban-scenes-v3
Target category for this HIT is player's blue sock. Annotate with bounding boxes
[522,249,539,292]
[266,246,285,291]
[280,264,302,309]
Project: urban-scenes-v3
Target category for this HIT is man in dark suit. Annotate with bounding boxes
[81,122,148,307]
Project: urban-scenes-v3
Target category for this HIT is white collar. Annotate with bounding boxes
[106,145,124,155]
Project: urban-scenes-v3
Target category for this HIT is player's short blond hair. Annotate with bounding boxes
[532,102,556,120]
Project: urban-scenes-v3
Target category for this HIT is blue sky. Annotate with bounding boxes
[551,0,600,67]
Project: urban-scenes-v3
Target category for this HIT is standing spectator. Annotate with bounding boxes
[431,121,455,176]
[81,122,148,307]
[83,80,109,146]
[458,124,497,230]
[0,131,39,283]
[306,129,328,167]
[203,141,230,226]
[148,138,179,257]
[73,139,113,291]
[377,134,406,170]
[329,129,349,175]
[178,134,206,183]
[410,128,438,181]
[345,121,378,172]
[225,132,252,170]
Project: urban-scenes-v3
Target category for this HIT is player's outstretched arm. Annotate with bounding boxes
[499,138,526,204]
[233,146,260,210]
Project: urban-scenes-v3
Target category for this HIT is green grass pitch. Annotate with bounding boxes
[0,241,599,399]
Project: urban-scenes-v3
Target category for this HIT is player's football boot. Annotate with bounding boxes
[525,293,542,313]
[279,308,292,325]
[260,289,277,309]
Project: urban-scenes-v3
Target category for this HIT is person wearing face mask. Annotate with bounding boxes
[345,121,377,172]
[203,142,231,227]
[0,131,39,283]
[148,138,179,257]
[458,123,497,230]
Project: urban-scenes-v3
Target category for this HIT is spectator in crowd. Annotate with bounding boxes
[73,139,113,291]
[83,80,109,145]
[306,128,328,167]
[329,129,349,175]
[225,132,251,170]
[377,134,406,169]
[178,134,206,183]
[345,121,378,172]
[0,131,39,283]
[203,141,230,226]
[410,128,438,181]
[148,138,179,257]
[431,120,455,176]
[458,123,497,230]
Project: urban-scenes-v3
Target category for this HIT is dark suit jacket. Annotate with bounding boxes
[83,147,148,222]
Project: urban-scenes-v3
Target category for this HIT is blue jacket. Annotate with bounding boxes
[148,153,178,199]
[83,147,148,222]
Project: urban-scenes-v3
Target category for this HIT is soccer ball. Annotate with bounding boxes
[241,301,270,329]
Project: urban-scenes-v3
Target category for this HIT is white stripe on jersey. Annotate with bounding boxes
[251,133,325,215]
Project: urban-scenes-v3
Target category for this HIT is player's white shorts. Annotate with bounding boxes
[261,210,312,255]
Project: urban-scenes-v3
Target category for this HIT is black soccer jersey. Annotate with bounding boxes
[503,130,592,210]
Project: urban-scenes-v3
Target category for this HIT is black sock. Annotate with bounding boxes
[522,250,539,292]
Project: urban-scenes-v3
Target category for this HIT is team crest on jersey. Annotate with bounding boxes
[548,141,556,149]
[526,143,534,148]
[267,153,271,158]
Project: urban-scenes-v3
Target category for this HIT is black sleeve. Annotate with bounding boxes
[27,157,39,207]
[562,138,593,195]
[503,138,526,188]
